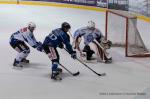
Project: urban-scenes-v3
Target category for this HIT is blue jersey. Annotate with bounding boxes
[43,28,74,54]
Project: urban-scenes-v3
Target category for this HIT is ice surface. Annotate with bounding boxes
[0,4,150,99]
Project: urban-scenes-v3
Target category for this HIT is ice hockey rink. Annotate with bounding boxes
[0,3,150,99]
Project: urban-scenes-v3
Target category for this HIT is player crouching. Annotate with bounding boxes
[73,21,112,63]
[9,22,43,68]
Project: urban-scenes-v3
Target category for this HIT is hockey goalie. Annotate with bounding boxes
[73,21,112,63]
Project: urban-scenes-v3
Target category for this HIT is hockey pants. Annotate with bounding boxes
[10,38,30,62]
[43,44,60,71]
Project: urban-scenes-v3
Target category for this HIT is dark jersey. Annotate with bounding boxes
[43,28,74,54]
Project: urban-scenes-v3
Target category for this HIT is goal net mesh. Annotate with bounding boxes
[106,10,150,57]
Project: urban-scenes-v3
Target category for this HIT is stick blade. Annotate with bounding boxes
[73,71,80,76]
[98,73,106,76]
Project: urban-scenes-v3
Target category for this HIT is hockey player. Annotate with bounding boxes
[9,22,43,67]
[42,22,77,80]
[73,21,112,63]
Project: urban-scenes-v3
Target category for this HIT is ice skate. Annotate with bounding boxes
[51,68,62,80]
[21,58,30,63]
[104,57,112,64]
[13,59,23,68]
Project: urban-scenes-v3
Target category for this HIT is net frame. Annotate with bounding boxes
[105,9,150,57]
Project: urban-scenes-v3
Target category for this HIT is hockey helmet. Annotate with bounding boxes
[87,20,95,29]
[61,22,71,30]
[28,22,36,28]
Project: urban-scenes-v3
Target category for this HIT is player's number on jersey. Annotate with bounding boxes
[49,34,57,40]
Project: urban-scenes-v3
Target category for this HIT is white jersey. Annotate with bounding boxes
[73,27,104,45]
[10,27,38,47]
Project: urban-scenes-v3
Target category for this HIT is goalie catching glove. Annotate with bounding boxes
[101,40,112,49]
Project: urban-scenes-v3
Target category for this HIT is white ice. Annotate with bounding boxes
[0,4,150,99]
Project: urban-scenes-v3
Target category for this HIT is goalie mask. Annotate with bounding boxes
[87,20,95,29]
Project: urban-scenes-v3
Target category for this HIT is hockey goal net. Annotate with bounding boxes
[105,10,150,57]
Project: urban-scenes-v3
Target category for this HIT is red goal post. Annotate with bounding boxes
[105,9,150,57]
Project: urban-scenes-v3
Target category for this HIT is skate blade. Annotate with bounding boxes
[21,62,29,64]
[104,60,112,64]
[101,73,106,76]
[12,66,23,70]
[51,77,62,81]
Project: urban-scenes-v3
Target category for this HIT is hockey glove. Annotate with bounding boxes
[107,40,112,48]
[36,42,43,52]
[71,51,77,59]
[36,41,42,46]
[58,43,64,49]
[101,40,112,49]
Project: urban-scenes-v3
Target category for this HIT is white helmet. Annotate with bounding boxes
[28,22,36,28]
[87,20,95,28]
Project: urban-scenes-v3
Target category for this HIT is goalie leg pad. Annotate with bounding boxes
[96,43,112,63]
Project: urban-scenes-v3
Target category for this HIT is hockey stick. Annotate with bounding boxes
[42,50,79,76]
[58,63,80,76]
[76,58,106,76]
[64,48,106,77]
